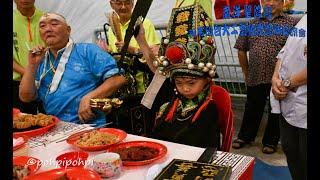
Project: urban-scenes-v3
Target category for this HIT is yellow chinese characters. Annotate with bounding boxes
[201,166,219,177]
[176,11,190,23]
[175,24,188,36]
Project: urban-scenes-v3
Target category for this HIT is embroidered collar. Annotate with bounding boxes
[176,84,210,119]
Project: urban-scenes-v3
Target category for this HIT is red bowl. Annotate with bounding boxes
[56,151,89,168]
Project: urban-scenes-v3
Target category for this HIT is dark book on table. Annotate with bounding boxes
[154,159,232,180]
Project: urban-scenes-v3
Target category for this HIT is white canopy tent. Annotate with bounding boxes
[13,0,306,43]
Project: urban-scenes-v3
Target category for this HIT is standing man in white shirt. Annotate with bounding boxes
[271,14,307,180]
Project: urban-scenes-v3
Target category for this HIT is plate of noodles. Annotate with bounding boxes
[66,128,127,151]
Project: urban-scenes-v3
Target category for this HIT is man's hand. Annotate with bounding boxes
[78,94,96,123]
[272,76,289,100]
[115,41,137,54]
[28,46,47,73]
[237,51,249,84]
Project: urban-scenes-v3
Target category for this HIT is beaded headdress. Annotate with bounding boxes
[153,1,217,79]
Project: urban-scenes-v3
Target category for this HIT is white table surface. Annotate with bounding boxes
[29,133,205,180]
[26,122,254,180]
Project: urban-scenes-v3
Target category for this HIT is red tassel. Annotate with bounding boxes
[165,99,180,122]
[191,93,213,123]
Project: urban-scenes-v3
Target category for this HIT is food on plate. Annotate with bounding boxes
[34,113,55,126]
[13,118,32,129]
[13,113,54,130]
[113,146,159,161]
[13,165,30,180]
[75,130,118,147]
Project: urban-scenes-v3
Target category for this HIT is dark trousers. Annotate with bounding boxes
[237,84,280,146]
[13,80,44,114]
[279,115,307,180]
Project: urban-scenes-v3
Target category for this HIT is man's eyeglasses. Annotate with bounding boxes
[110,0,132,6]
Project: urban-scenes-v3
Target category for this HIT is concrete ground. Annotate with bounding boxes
[230,97,287,166]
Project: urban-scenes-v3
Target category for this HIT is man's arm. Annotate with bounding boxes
[134,25,157,73]
[78,74,127,122]
[84,75,126,99]
[288,68,307,88]
[238,50,249,83]
[13,59,25,76]
[149,44,160,57]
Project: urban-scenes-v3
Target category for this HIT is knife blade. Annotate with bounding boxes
[197,147,217,163]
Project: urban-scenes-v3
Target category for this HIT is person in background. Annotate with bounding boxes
[106,0,160,94]
[13,0,44,114]
[271,14,307,180]
[95,0,161,135]
[19,13,127,126]
[232,0,299,154]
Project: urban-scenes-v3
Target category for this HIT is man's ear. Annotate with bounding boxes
[67,25,71,34]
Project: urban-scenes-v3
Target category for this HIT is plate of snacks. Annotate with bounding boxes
[13,156,41,180]
[105,141,167,166]
[66,128,127,151]
[24,167,101,180]
[13,112,60,137]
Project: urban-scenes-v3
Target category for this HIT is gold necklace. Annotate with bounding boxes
[49,59,56,73]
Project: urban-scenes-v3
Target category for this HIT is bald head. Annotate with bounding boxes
[39,13,68,26]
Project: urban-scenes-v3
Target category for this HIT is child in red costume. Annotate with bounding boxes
[135,1,234,151]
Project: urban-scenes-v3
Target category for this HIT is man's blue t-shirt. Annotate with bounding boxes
[36,43,121,126]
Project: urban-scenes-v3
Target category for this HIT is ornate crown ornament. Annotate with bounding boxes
[154,2,217,79]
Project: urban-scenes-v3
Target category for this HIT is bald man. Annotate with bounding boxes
[19,13,127,126]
